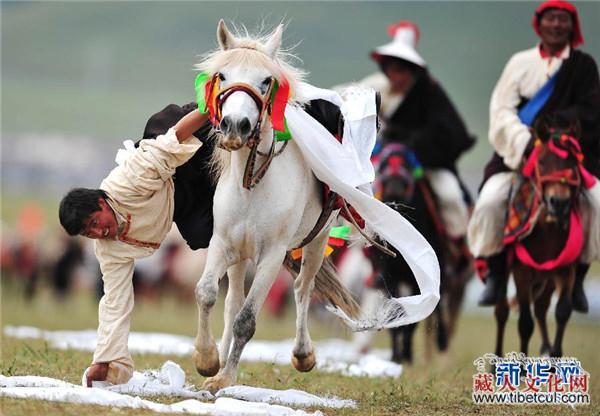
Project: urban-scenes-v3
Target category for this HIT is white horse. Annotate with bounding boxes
[192,21,359,393]
[193,20,440,394]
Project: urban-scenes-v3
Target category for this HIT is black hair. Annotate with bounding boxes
[58,188,108,236]
[378,56,424,77]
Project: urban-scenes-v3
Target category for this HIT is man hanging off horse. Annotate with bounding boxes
[351,20,475,266]
[468,0,600,309]
[59,94,349,386]
[59,105,212,387]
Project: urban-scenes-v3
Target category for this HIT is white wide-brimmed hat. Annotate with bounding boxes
[371,21,426,68]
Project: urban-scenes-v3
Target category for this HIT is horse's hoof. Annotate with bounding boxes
[292,349,316,372]
[193,346,220,377]
[203,374,232,395]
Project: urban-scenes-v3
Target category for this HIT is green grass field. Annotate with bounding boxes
[1,278,599,415]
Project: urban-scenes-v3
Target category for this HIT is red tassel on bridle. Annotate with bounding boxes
[523,140,542,178]
[269,75,290,133]
[204,73,221,126]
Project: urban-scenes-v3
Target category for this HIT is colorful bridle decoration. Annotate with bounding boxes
[373,143,423,201]
[194,71,293,190]
[194,71,291,143]
[522,132,596,191]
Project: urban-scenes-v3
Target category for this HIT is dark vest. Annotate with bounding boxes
[381,72,475,173]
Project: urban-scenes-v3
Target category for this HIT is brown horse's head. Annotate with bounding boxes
[530,119,583,224]
[374,143,421,203]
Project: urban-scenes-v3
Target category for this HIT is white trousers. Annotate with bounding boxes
[426,169,470,239]
[467,171,600,262]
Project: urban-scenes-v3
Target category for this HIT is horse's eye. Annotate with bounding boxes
[218,73,226,81]
[259,77,272,94]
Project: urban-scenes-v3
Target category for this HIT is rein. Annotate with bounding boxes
[209,73,288,190]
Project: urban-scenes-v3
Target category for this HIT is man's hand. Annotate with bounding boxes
[174,110,209,143]
[86,362,109,387]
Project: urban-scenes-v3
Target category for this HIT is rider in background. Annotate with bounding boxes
[354,20,475,261]
[467,0,600,309]
[338,20,475,355]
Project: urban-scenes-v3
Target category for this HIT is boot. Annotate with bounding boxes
[572,263,589,313]
[478,252,507,307]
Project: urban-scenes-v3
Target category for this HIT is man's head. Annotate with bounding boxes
[379,56,422,94]
[59,188,118,239]
[371,20,426,93]
[533,1,584,50]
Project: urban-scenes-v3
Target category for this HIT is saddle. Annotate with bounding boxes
[503,175,542,246]
[292,100,366,251]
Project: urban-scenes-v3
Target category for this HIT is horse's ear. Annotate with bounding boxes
[217,19,237,50]
[264,24,283,58]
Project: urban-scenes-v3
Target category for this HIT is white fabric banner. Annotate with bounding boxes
[287,86,440,329]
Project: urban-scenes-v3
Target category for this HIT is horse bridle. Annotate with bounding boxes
[210,72,288,189]
[530,137,582,195]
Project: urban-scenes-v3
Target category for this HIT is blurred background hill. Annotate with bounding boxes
[2,0,599,222]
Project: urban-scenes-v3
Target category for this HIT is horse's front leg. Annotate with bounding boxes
[533,279,554,356]
[494,296,509,358]
[203,245,287,394]
[193,238,234,377]
[291,232,328,372]
[515,270,534,356]
[219,261,247,368]
[551,267,575,357]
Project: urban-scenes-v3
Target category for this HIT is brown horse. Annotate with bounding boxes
[494,124,586,359]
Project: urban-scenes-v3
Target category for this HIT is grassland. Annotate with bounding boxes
[2,277,599,415]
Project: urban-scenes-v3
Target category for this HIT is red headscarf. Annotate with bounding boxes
[532,0,584,48]
[387,20,420,44]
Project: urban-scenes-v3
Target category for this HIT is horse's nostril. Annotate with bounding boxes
[220,116,231,134]
[239,117,252,136]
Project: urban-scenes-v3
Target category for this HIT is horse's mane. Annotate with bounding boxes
[195,25,308,182]
[195,25,307,100]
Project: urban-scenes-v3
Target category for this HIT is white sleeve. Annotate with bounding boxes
[117,128,202,193]
[488,56,532,170]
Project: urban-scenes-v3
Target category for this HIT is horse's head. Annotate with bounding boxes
[374,143,422,203]
[199,20,301,152]
[528,121,583,223]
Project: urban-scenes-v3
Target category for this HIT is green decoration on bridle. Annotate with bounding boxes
[329,225,351,240]
[194,72,210,115]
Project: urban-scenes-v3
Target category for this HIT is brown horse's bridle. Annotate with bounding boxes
[531,140,582,195]
[210,73,288,189]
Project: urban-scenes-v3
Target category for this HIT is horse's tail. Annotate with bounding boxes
[284,254,360,320]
